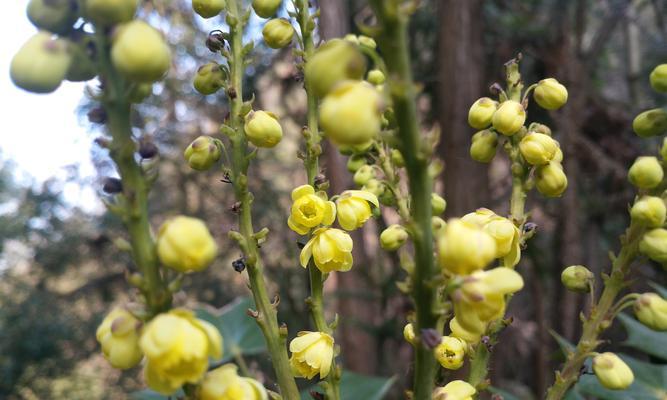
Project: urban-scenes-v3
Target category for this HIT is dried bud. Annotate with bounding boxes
[184,136,221,171]
[420,328,442,349]
[194,62,226,95]
[632,108,667,138]
[103,177,123,194]
[262,18,294,49]
[138,140,159,159]
[560,265,594,293]
[192,0,226,18]
[469,129,498,163]
[649,64,667,93]
[468,97,497,130]
[533,78,568,110]
[519,132,559,165]
[244,110,283,148]
[87,107,107,124]
[492,100,526,136]
[628,156,664,189]
[380,224,409,251]
[232,258,246,273]
[206,30,226,52]
[630,196,666,228]
[535,162,568,197]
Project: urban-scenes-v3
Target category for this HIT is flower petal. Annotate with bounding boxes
[291,184,314,201]
[322,201,336,226]
[299,237,315,268]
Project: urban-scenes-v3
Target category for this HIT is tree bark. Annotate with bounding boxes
[318,0,378,375]
[437,0,489,217]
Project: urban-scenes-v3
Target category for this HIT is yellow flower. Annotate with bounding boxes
[289,331,334,379]
[632,108,667,138]
[630,196,666,228]
[320,81,383,147]
[492,100,526,136]
[634,293,667,331]
[184,136,222,170]
[453,267,524,335]
[533,78,568,110]
[462,209,521,267]
[157,216,218,273]
[262,18,294,49]
[111,20,171,83]
[650,64,667,93]
[403,323,416,346]
[200,364,268,400]
[432,380,476,400]
[96,308,143,369]
[287,185,336,235]
[380,224,409,251]
[535,161,568,197]
[140,309,223,394]
[639,228,667,263]
[10,32,71,94]
[193,63,226,95]
[470,129,498,163]
[449,317,481,344]
[336,190,379,231]
[244,110,283,148]
[434,336,466,370]
[592,352,634,391]
[300,228,353,273]
[628,156,664,189]
[560,265,594,293]
[437,219,497,275]
[468,97,497,130]
[519,132,559,165]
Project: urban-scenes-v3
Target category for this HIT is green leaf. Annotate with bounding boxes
[617,313,667,361]
[550,329,575,353]
[130,389,184,400]
[573,354,667,400]
[301,371,395,400]
[648,282,667,298]
[196,297,267,362]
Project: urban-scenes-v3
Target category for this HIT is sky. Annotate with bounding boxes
[0,0,101,213]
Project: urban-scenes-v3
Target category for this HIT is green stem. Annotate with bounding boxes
[225,2,299,398]
[370,4,438,400]
[96,31,169,316]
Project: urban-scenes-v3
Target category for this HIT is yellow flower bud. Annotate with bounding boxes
[628,156,664,189]
[529,122,552,136]
[346,154,367,173]
[337,140,374,155]
[519,132,559,165]
[431,216,447,235]
[362,179,385,197]
[469,129,498,163]
[639,228,667,263]
[533,78,568,110]
[85,0,137,25]
[251,0,281,18]
[437,219,497,275]
[560,265,594,293]
[358,35,377,49]
[287,185,335,235]
[262,18,294,49]
[434,336,466,370]
[111,20,171,82]
[630,196,666,227]
[449,317,481,344]
[632,108,667,138]
[492,100,526,136]
[194,63,226,95]
[381,224,409,251]
[141,310,222,394]
[535,161,568,197]
[403,323,416,345]
[461,209,521,267]
[343,34,359,45]
[192,0,226,18]
[289,331,334,379]
[367,69,385,85]
[27,0,78,35]
[391,149,405,167]
[650,64,667,93]
[320,81,382,146]
[157,216,218,273]
[305,39,366,98]
[96,308,143,369]
[128,83,153,103]
[353,165,375,187]
[184,136,222,171]
[200,364,268,400]
[592,352,634,391]
[10,32,71,94]
[662,138,667,162]
[553,146,564,163]
[467,97,498,130]
[431,193,447,216]
[432,380,476,400]
[634,292,667,331]
[244,110,283,148]
[300,227,353,273]
[336,190,379,231]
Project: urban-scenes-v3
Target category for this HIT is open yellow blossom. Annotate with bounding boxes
[403,323,416,345]
[96,308,143,369]
[452,267,524,334]
[437,218,497,275]
[200,364,268,400]
[434,336,466,370]
[335,190,379,231]
[300,227,353,273]
[140,309,223,394]
[462,208,521,267]
[157,216,218,273]
[289,331,334,379]
[449,317,481,344]
[432,380,476,400]
[288,185,335,235]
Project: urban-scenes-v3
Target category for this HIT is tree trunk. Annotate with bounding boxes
[437,0,489,217]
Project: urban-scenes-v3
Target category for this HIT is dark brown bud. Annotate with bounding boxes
[138,140,158,159]
[102,177,123,194]
[420,328,441,349]
[232,257,246,273]
[206,30,226,52]
[87,107,107,124]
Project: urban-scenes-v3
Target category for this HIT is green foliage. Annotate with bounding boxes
[617,313,667,360]
[301,371,396,400]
